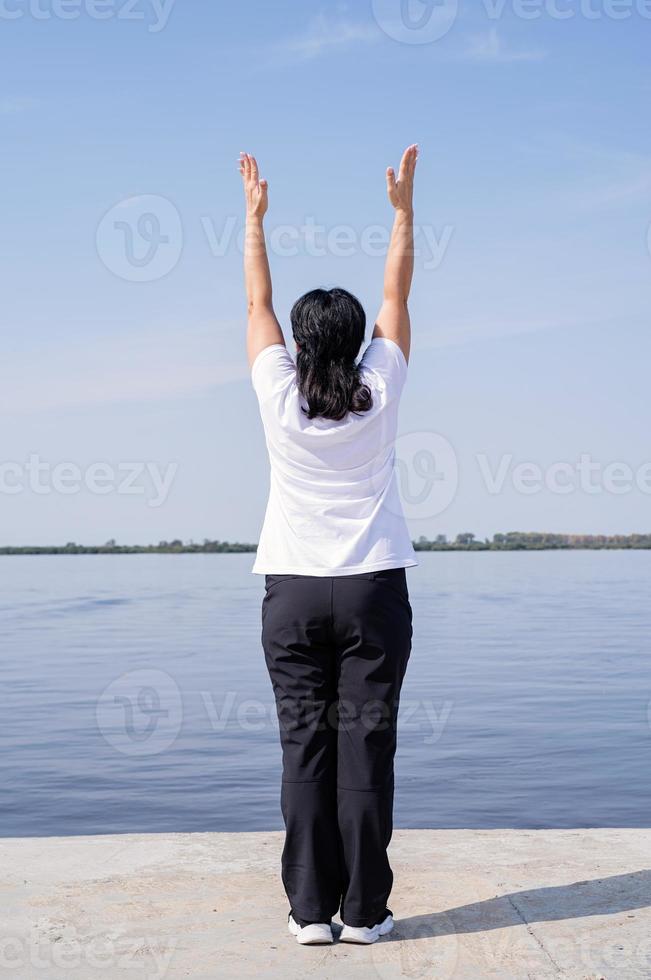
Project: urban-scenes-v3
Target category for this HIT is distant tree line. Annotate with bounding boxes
[1,533,650,555]
[413,532,651,551]
[0,540,258,555]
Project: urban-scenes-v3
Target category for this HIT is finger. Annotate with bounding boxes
[398,147,412,182]
[250,155,259,185]
[242,153,251,181]
[386,166,396,196]
[403,146,417,182]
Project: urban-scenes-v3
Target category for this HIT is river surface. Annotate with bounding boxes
[1,551,649,836]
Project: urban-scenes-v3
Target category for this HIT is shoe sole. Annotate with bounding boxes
[339,915,394,944]
[288,919,334,945]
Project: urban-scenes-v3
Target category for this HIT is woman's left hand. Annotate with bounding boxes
[239,152,269,219]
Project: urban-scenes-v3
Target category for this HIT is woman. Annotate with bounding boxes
[239,145,419,946]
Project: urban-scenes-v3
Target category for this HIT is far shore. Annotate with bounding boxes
[1,532,650,555]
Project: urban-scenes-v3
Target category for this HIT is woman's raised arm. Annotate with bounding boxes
[372,144,419,363]
[239,152,285,367]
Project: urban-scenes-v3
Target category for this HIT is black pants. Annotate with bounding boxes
[261,567,412,928]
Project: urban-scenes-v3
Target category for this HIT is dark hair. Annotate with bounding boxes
[290,288,372,421]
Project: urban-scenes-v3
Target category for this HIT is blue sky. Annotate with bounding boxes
[1,0,650,545]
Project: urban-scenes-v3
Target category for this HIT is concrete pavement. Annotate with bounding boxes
[1,829,650,979]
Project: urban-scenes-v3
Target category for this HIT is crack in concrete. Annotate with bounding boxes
[507,894,566,977]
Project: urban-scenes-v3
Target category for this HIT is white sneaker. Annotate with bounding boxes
[339,912,394,945]
[288,914,334,945]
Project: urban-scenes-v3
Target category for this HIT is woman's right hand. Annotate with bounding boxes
[239,152,269,220]
[386,144,418,215]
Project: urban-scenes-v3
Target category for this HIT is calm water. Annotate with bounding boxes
[1,551,650,837]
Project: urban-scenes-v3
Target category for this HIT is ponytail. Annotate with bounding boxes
[291,288,372,422]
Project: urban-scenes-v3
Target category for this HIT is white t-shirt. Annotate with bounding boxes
[251,336,418,576]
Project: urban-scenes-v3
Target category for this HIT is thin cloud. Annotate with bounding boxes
[575,173,651,209]
[415,312,626,352]
[0,322,249,415]
[517,135,651,211]
[462,28,546,64]
[0,96,37,115]
[417,314,582,350]
[278,13,379,62]
[558,141,651,210]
